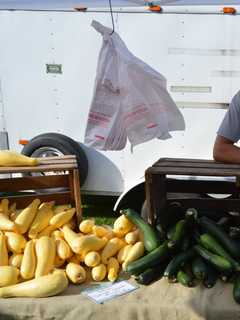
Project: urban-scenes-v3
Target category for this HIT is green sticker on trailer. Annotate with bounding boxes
[46,64,62,74]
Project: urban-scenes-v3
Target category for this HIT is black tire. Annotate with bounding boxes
[21,132,88,186]
[114,182,146,217]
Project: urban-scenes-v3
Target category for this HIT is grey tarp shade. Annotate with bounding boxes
[0,0,240,10]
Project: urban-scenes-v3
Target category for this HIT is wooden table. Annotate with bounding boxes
[145,158,240,226]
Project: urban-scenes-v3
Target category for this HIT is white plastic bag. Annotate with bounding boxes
[84,20,185,150]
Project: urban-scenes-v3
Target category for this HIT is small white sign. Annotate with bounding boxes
[83,281,138,304]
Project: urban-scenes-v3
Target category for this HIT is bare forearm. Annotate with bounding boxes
[213,139,240,164]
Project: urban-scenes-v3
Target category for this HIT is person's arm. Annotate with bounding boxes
[213,135,240,163]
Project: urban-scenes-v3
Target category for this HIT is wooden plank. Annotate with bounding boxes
[154,158,218,165]
[153,158,240,170]
[73,169,82,224]
[148,166,240,176]
[0,175,69,192]
[145,170,154,224]
[166,178,238,194]
[166,197,240,211]
[155,161,240,171]
[154,174,168,228]
[36,155,76,161]
[0,191,71,209]
[145,172,167,226]
[37,159,77,165]
[0,163,78,174]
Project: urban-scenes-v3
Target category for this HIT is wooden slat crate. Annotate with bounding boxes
[0,155,82,223]
[145,157,240,226]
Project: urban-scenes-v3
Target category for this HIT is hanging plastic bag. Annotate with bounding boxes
[84,20,185,150]
[84,21,127,150]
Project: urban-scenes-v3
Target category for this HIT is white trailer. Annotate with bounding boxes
[0,0,240,212]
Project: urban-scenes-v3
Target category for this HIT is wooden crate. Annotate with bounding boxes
[145,157,240,226]
[0,155,82,223]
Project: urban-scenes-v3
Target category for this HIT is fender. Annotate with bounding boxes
[114,180,146,214]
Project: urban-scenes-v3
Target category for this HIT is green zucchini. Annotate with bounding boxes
[185,208,198,220]
[198,217,240,258]
[168,219,185,248]
[177,270,194,287]
[199,233,240,271]
[192,257,208,280]
[168,210,197,249]
[135,264,166,285]
[233,275,240,304]
[194,245,232,272]
[164,248,194,279]
[126,241,169,276]
[123,208,160,252]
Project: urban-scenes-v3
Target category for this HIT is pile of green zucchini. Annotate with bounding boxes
[123,207,240,304]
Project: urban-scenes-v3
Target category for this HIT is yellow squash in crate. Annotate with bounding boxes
[125,229,139,245]
[51,230,64,239]
[49,208,76,228]
[92,264,107,282]
[117,244,133,264]
[53,204,71,215]
[0,266,19,287]
[84,251,101,267]
[5,232,27,253]
[28,201,55,238]
[61,225,82,252]
[66,262,86,284]
[0,232,8,266]
[0,213,16,231]
[101,237,125,264]
[79,219,95,234]
[0,150,38,167]
[92,225,109,238]
[107,257,120,282]
[122,241,145,271]
[0,270,68,298]
[20,240,36,280]
[35,236,55,278]
[55,238,72,260]
[37,225,56,238]
[113,214,134,236]
[71,234,107,255]
[15,199,40,234]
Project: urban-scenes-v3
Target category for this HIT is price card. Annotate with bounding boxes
[83,281,138,304]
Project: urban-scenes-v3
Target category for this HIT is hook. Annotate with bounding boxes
[109,0,115,35]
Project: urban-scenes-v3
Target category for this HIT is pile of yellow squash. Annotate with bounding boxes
[0,199,145,298]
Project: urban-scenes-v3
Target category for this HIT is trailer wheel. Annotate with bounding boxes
[21,132,88,186]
